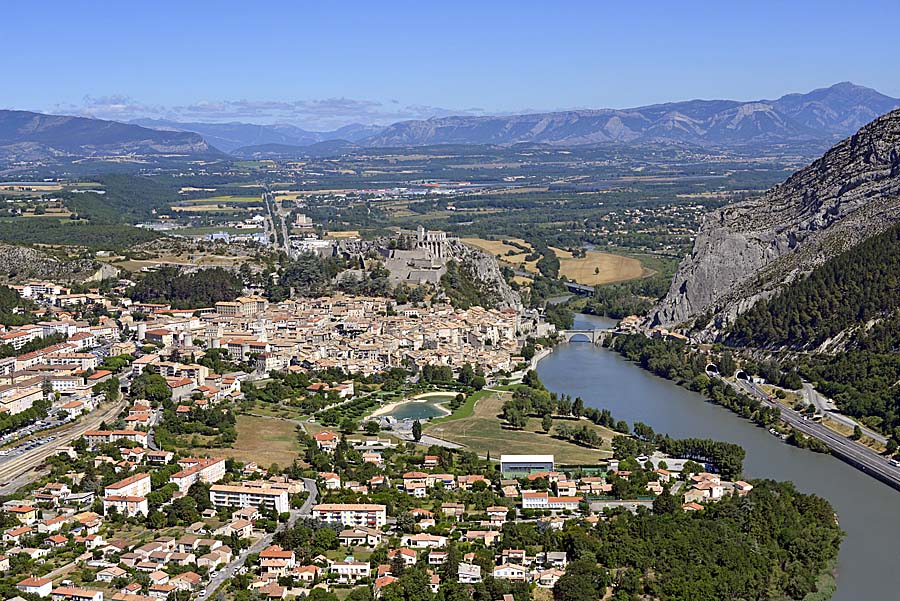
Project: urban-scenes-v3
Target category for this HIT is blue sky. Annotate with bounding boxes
[3,1,899,129]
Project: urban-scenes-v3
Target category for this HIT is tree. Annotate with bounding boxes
[887,438,898,455]
[681,460,703,476]
[851,425,863,440]
[340,418,358,434]
[652,486,679,514]
[412,419,423,442]
[572,397,584,418]
[542,414,553,433]
[719,351,737,378]
[131,371,171,404]
[365,420,381,435]
[553,560,610,601]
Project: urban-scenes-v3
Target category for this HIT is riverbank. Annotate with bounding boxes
[536,314,900,601]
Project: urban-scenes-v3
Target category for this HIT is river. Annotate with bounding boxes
[536,314,900,601]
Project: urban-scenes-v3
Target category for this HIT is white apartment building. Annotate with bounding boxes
[209,484,289,514]
[169,457,226,493]
[312,503,387,527]
[104,473,151,498]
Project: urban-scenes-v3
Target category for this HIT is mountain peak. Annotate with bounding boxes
[652,107,900,334]
[363,83,900,148]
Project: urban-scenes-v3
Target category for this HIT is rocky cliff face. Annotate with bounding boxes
[447,240,522,309]
[652,108,900,336]
[0,244,103,283]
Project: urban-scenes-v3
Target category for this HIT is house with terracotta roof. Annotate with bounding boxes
[17,576,52,597]
[312,430,339,452]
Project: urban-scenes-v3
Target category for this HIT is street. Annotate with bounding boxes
[0,398,128,496]
[801,382,887,444]
[202,477,318,598]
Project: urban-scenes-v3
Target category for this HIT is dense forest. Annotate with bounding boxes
[726,222,900,350]
[583,273,671,318]
[65,174,179,223]
[0,220,160,250]
[581,479,841,600]
[129,266,243,309]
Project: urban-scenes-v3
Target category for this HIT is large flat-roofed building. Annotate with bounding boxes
[312,503,387,527]
[500,454,555,475]
[210,484,289,514]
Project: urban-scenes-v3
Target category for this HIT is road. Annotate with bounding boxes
[202,477,318,598]
[262,189,291,257]
[0,398,128,495]
[801,382,887,444]
[730,378,900,491]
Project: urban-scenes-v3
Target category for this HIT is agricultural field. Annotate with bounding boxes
[552,247,650,285]
[182,195,263,204]
[426,389,614,464]
[325,230,361,239]
[461,237,539,272]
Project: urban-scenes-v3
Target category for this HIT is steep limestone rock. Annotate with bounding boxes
[653,108,900,336]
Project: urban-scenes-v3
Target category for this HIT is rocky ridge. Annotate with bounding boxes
[652,108,900,337]
[0,244,106,283]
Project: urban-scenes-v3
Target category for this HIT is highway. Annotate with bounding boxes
[202,477,318,599]
[801,382,887,444]
[730,378,900,491]
[0,398,128,496]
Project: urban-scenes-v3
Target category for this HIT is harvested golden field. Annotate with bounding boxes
[183,195,262,204]
[552,247,649,285]
[325,230,361,239]
[461,237,540,273]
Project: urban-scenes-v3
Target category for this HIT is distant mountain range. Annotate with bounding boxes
[0,110,214,161]
[2,83,899,164]
[364,83,900,148]
[130,118,383,153]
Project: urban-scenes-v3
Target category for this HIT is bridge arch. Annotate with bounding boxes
[559,329,612,345]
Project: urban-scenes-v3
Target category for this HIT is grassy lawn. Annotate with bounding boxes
[822,418,886,453]
[429,389,490,425]
[200,415,303,466]
[244,400,308,421]
[426,390,614,464]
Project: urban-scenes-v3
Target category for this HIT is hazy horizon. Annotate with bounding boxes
[2,1,899,130]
